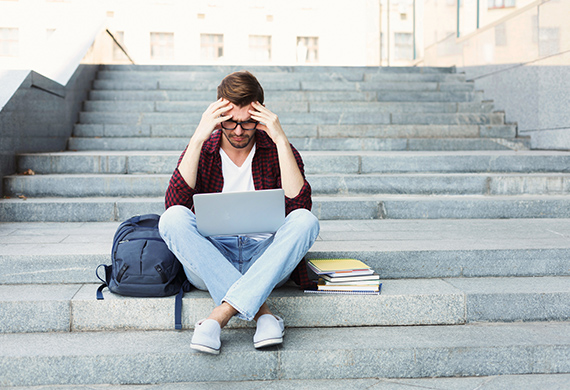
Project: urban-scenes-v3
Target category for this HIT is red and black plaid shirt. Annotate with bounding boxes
[165,129,316,289]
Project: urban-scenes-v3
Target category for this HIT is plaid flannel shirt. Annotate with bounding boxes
[165,129,316,290]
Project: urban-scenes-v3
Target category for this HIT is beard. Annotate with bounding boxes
[221,129,256,149]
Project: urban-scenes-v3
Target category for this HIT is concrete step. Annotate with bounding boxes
[2,194,570,221]
[67,136,528,152]
[71,123,515,139]
[78,111,502,126]
[7,172,570,197]
[288,137,529,151]
[99,64,456,74]
[96,70,467,83]
[1,219,569,284]
[89,89,482,102]
[2,276,570,333]
[0,322,568,386]
[83,100,494,114]
[18,150,569,175]
[4,374,570,390]
[92,79,475,93]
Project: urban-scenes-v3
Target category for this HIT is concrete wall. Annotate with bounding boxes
[0,64,98,197]
[462,62,570,150]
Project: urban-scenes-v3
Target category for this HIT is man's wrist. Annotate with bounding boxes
[188,135,206,152]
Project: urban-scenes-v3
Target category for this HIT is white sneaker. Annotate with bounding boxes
[253,314,284,349]
[191,319,221,355]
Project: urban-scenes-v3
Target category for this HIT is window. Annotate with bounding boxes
[539,27,560,57]
[495,23,507,46]
[394,32,413,60]
[0,28,18,56]
[296,36,318,64]
[201,34,224,60]
[249,35,271,62]
[488,0,515,9]
[150,32,174,60]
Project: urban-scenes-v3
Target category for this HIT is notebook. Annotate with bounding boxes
[193,189,285,236]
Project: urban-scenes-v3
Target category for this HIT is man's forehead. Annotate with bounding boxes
[229,104,252,119]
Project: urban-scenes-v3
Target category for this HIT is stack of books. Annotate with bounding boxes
[306,258,381,295]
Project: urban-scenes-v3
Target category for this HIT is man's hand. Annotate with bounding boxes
[249,101,305,198]
[178,99,232,190]
[193,98,233,145]
[249,102,288,146]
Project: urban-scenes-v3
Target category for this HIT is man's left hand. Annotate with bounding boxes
[249,102,288,146]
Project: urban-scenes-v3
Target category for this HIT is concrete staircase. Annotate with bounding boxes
[1,65,570,387]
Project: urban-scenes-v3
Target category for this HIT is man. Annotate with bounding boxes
[159,71,320,354]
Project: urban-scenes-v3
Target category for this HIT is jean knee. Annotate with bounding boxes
[288,208,320,237]
[159,205,193,235]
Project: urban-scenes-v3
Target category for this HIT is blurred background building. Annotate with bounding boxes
[1,0,568,148]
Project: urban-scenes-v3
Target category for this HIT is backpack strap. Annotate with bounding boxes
[96,264,111,300]
[174,280,191,330]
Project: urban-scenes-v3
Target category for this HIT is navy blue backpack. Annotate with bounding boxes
[96,214,191,329]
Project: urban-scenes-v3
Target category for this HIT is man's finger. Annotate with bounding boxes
[213,103,233,118]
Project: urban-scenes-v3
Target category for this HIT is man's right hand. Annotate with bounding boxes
[178,99,233,190]
[192,98,233,145]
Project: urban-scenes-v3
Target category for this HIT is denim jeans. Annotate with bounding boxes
[159,205,320,321]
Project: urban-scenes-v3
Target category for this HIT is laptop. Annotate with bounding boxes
[193,189,286,236]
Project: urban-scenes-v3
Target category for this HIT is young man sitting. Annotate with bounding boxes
[159,71,320,354]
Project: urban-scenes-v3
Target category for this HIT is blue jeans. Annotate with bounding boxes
[159,205,320,321]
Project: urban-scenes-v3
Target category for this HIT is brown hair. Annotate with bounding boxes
[217,71,264,106]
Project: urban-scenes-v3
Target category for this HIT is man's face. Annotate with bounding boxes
[220,103,256,150]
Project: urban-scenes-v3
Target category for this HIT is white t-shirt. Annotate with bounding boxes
[219,144,272,241]
[220,144,256,193]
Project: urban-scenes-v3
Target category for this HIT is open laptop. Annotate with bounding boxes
[193,189,286,236]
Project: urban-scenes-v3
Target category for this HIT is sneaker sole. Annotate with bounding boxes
[254,335,284,349]
[191,343,220,355]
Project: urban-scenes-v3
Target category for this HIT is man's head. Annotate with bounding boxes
[217,71,264,106]
[217,71,264,150]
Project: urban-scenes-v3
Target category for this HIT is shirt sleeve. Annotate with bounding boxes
[285,144,312,215]
[164,147,198,210]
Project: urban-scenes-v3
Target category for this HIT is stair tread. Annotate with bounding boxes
[1,277,570,333]
[1,322,569,386]
[2,218,570,255]
[5,374,570,390]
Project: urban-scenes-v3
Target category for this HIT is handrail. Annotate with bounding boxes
[106,29,136,65]
[425,0,544,51]
[456,0,543,43]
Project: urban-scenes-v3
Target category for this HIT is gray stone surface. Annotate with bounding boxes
[65,136,531,152]
[0,66,98,197]
[3,194,570,221]
[1,322,569,386]
[0,284,80,333]
[1,219,570,283]
[463,64,570,151]
[14,172,570,197]
[376,91,478,102]
[23,150,570,176]
[71,278,466,331]
[5,374,570,389]
[3,63,570,388]
[446,276,570,322]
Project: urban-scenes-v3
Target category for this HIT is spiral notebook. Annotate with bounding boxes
[304,284,382,295]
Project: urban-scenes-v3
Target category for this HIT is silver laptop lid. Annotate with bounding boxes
[193,189,285,236]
